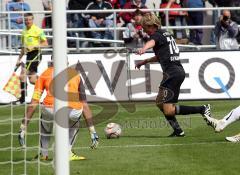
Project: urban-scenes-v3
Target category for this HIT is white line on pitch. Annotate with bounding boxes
[74,141,230,150]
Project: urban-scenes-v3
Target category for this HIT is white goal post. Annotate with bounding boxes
[52,0,69,175]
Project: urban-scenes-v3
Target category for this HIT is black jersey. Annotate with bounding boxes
[150,29,182,71]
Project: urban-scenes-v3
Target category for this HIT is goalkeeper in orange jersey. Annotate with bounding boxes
[18,65,99,161]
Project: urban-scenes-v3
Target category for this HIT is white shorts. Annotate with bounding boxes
[41,106,83,133]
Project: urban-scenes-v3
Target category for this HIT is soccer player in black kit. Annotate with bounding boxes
[135,14,211,137]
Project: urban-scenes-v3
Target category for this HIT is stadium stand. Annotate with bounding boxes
[0,0,240,52]
[5,0,31,49]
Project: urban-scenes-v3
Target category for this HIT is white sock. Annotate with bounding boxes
[220,106,240,129]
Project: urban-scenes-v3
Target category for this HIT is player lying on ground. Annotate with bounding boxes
[205,106,240,143]
[18,65,99,160]
[135,13,210,137]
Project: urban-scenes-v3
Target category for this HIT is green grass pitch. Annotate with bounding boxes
[0,100,240,175]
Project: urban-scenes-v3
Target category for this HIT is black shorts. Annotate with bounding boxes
[156,66,185,103]
[26,50,42,73]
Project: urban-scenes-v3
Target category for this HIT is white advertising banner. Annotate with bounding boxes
[0,55,20,103]
[0,55,51,103]
[0,51,239,103]
[67,53,128,101]
[130,51,240,100]
[179,51,240,100]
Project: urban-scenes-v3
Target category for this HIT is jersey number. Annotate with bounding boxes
[167,36,179,55]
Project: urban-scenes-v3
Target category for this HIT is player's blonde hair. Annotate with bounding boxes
[140,13,161,29]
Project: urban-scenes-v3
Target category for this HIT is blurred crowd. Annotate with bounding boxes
[4,0,240,50]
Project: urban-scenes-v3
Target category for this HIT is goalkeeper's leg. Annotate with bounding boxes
[68,109,85,160]
[69,120,80,151]
[68,109,82,150]
[40,107,54,159]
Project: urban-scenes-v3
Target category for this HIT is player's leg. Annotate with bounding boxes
[163,103,185,137]
[226,132,240,143]
[219,106,240,130]
[157,67,209,136]
[40,106,54,160]
[27,71,38,84]
[165,67,209,118]
[26,50,42,84]
[156,87,184,137]
[19,65,27,104]
[156,69,186,137]
[68,108,83,150]
[206,106,240,132]
[68,108,85,160]
[171,81,211,120]
[175,104,209,116]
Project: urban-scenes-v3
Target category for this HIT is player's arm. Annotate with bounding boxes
[135,56,158,70]
[82,101,99,149]
[79,79,99,148]
[16,47,25,67]
[31,30,48,51]
[29,39,48,52]
[136,39,155,55]
[40,38,48,47]
[82,102,95,130]
[16,33,25,66]
[21,99,39,126]
[40,28,48,47]
[79,79,93,127]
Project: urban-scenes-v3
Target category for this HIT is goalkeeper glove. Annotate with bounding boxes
[18,124,26,147]
[90,132,99,149]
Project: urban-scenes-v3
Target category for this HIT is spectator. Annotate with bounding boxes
[229,0,240,24]
[208,0,230,7]
[119,0,146,8]
[6,0,30,48]
[42,0,52,28]
[107,0,121,9]
[214,10,239,50]
[160,0,178,22]
[42,0,52,45]
[68,0,92,47]
[229,0,240,43]
[119,0,147,25]
[160,0,188,44]
[207,0,230,45]
[208,0,218,45]
[106,0,122,25]
[122,9,148,48]
[84,0,114,45]
[184,0,204,45]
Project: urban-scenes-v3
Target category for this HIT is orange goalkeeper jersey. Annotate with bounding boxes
[32,67,83,110]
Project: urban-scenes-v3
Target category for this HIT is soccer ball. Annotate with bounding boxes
[104,123,122,139]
